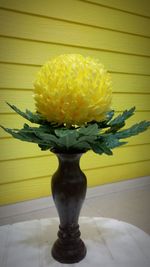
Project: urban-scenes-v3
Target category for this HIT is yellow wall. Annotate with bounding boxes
[0,0,150,205]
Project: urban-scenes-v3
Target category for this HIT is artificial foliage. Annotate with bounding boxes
[1,103,150,155]
[1,54,150,155]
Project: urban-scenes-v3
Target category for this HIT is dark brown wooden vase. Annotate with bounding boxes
[51,152,87,263]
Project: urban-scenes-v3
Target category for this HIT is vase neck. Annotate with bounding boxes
[56,153,82,161]
[55,153,83,175]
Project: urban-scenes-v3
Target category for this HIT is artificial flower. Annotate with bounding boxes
[34,54,112,126]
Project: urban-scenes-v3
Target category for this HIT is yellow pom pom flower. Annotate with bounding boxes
[34,54,112,126]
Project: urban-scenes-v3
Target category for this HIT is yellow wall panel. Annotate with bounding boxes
[86,0,150,17]
[0,114,35,138]
[0,155,57,184]
[112,93,150,111]
[0,0,150,205]
[1,144,150,184]
[1,0,150,36]
[1,37,150,75]
[0,64,37,89]
[0,139,48,160]
[86,160,150,187]
[0,9,150,56]
[0,160,150,205]
[112,73,150,93]
[0,176,51,205]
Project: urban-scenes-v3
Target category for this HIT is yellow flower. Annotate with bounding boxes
[33,54,112,126]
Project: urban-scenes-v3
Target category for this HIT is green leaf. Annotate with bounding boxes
[100,143,113,155]
[77,135,98,144]
[38,124,55,134]
[54,128,94,151]
[58,131,78,149]
[32,130,59,145]
[91,142,103,154]
[72,141,92,150]
[102,134,127,149]
[105,107,136,134]
[115,121,150,139]
[0,125,45,145]
[91,134,127,155]
[78,123,99,136]
[6,102,48,125]
[109,107,135,127]
[106,110,115,122]
[38,144,51,151]
[91,141,113,155]
[106,122,125,134]
[22,124,54,135]
[96,110,115,128]
[54,128,77,137]
[87,110,115,129]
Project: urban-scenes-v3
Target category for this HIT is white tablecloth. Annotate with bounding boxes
[0,217,150,267]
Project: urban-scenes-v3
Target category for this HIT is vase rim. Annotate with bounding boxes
[51,148,86,155]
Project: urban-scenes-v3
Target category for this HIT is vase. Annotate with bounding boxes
[51,152,87,263]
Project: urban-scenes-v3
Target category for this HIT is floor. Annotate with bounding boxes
[1,184,150,234]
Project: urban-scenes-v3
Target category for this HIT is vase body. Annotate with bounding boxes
[51,152,87,263]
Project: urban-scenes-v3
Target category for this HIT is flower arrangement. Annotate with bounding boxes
[1,54,150,155]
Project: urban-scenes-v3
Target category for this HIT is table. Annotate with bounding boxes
[0,217,150,267]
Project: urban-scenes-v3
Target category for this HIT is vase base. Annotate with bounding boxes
[51,238,87,263]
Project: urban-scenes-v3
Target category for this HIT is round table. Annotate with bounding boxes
[0,217,150,267]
